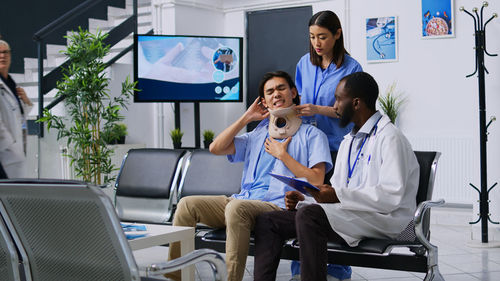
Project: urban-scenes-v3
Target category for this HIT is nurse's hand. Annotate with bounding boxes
[307,184,339,203]
[285,190,304,210]
[296,104,318,117]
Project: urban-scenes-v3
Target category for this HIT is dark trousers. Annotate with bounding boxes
[254,204,345,281]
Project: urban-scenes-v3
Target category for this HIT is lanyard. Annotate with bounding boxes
[312,65,331,105]
[346,116,383,184]
[347,135,368,184]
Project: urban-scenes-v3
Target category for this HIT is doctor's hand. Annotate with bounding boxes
[16,87,33,106]
[296,104,318,117]
[306,184,339,203]
[265,136,291,160]
[285,190,304,210]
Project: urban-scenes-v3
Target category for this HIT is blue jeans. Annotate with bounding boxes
[291,261,351,280]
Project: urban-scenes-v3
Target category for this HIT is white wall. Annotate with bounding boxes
[179,0,499,206]
[130,0,500,209]
[345,0,500,214]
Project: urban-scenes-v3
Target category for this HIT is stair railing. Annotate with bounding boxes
[33,0,142,137]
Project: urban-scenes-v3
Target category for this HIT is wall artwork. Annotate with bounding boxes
[421,0,454,38]
[366,16,397,63]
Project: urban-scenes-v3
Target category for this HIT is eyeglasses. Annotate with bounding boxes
[0,50,11,55]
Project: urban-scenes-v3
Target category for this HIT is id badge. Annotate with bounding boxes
[302,117,317,127]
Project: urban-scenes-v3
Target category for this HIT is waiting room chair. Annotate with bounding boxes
[0,206,30,281]
[0,179,227,281]
[196,151,445,281]
[114,148,186,224]
[177,149,243,200]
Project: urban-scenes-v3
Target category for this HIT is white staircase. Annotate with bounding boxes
[16,0,153,179]
[13,0,153,118]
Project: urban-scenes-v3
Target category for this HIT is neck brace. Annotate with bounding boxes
[268,105,302,139]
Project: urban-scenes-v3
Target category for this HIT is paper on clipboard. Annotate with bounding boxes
[269,173,319,195]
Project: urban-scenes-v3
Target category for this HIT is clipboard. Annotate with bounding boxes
[269,173,319,195]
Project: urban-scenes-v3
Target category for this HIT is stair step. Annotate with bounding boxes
[111,9,151,20]
[46,44,66,55]
[126,0,152,8]
[10,73,26,83]
[108,6,131,17]
[20,1,152,90]
[89,18,112,32]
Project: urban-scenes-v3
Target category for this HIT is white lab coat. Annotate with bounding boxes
[299,113,419,247]
[0,77,31,178]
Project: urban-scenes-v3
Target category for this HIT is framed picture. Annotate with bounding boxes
[366,16,398,63]
[421,0,454,38]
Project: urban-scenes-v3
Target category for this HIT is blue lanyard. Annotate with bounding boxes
[347,135,368,184]
[346,116,383,184]
[312,65,331,105]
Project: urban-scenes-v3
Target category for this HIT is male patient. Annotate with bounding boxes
[166,71,332,281]
[253,71,419,281]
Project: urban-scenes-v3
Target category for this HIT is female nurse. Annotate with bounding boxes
[296,10,362,157]
[291,10,362,281]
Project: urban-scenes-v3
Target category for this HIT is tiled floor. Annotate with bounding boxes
[133,224,500,280]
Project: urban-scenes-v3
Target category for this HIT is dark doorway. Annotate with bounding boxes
[246,6,312,131]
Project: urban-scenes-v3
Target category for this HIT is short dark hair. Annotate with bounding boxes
[309,10,348,68]
[340,72,379,110]
[258,71,300,105]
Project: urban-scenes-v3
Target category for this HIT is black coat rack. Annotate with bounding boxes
[460,2,498,243]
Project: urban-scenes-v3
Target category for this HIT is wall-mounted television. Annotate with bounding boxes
[134,34,243,102]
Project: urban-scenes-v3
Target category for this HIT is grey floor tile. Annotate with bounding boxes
[351,267,414,280]
[441,273,480,280]
[472,271,500,281]
[132,223,500,280]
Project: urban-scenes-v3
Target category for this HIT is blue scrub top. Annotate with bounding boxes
[295,53,363,151]
[228,119,332,209]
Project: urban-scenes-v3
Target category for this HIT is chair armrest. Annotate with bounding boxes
[413,199,444,267]
[414,199,445,227]
[146,249,226,281]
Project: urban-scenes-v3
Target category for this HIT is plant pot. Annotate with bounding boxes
[107,136,126,145]
[173,142,182,149]
[203,140,212,149]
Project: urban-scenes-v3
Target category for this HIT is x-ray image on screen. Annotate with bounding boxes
[135,35,243,102]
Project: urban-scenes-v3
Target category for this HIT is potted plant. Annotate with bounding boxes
[38,28,136,185]
[103,123,128,144]
[202,129,215,149]
[378,81,407,124]
[170,128,184,149]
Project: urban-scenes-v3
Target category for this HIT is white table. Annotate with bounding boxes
[125,223,195,281]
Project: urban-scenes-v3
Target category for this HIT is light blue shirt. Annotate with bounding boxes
[245,143,276,200]
[295,53,363,151]
[228,119,332,209]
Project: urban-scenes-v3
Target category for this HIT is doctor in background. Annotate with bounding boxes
[0,39,32,178]
[253,72,419,281]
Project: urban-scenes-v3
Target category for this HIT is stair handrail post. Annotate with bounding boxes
[134,0,138,35]
[36,40,45,138]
